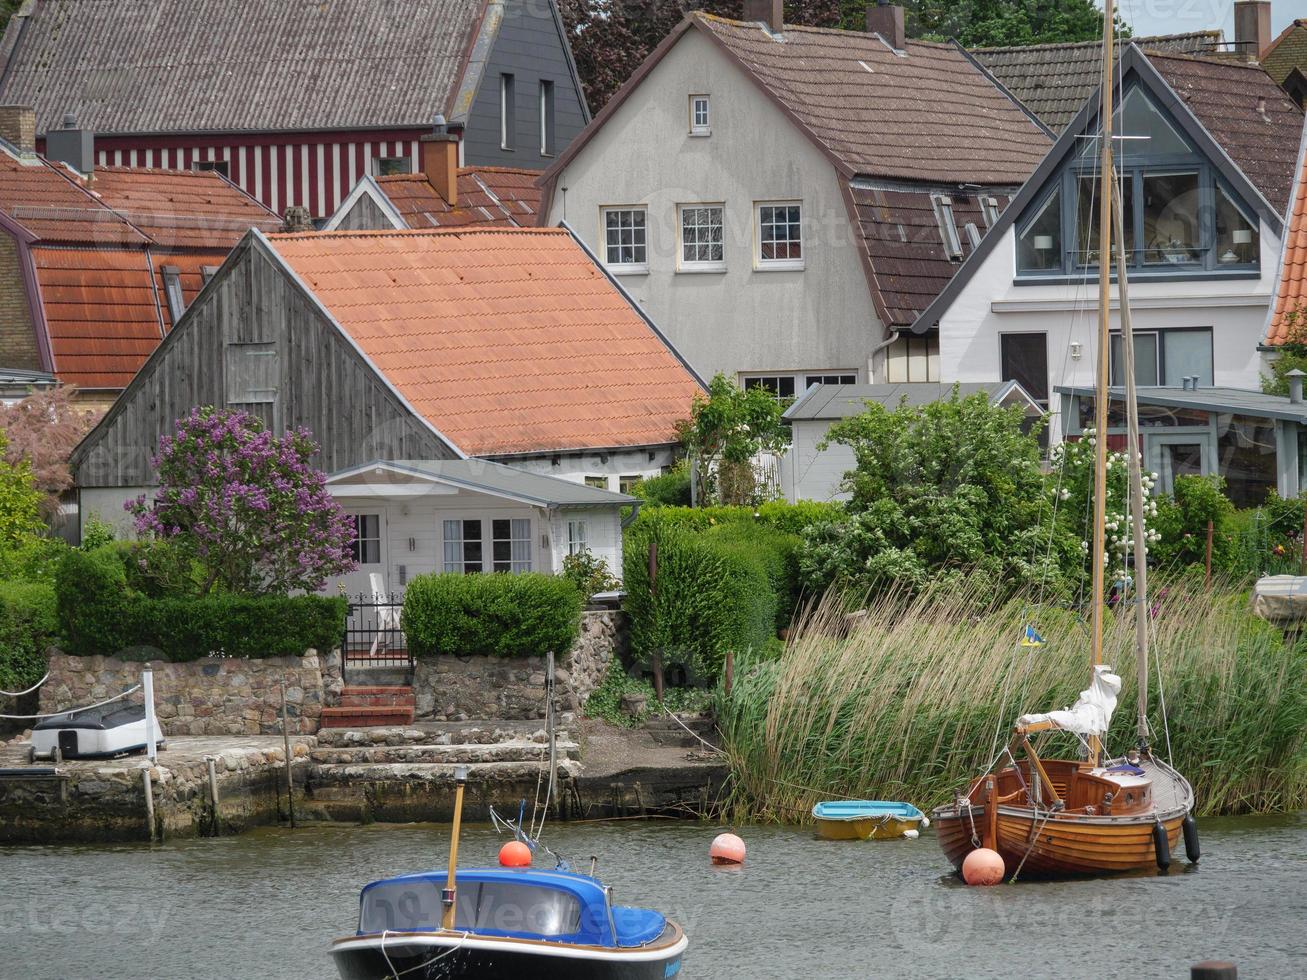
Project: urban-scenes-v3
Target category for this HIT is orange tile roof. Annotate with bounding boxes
[267,227,702,455]
[85,166,282,249]
[33,246,163,389]
[0,152,146,245]
[1268,117,1307,347]
[377,167,541,228]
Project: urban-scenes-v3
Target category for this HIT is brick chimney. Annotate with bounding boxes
[1234,0,1272,60]
[45,112,95,175]
[867,1,906,52]
[420,115,459,207]
[281,206,313,233]
[743,0,783,34]
[0,105,36,155]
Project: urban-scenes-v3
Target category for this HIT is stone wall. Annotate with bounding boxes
[413,609,624,722]
[39,650,332,735]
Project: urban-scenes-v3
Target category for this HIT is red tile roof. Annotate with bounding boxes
[1267,118,1307,347]
[377,167,542,228]
[267,227,703,455]
[0,152,146,245]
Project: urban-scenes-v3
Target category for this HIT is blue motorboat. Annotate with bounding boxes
[812,800,928,840]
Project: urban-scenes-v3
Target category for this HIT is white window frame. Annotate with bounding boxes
[372,155,413,176]
[442,518,485,574]
[689,95,711,136]
[741,374,798,401]
[350,514,382,566]
[980,195,1001,228]
[931,194,963,259]
[162,265,185,323]
[600,206,649,274]
[539,79,555,156]
[567,520,588,556]
[491,517,533,573]
[803,372,857,388]
[754,200,804,271]
[500,73,515,151]
[677,203,726,273]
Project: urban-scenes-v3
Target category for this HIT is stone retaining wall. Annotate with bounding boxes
[38,650,341,735]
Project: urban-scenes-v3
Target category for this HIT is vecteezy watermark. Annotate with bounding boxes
[0,899,170,940]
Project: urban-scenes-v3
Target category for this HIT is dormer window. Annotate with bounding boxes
[689,95,710,136]
[931,194,963,259]
[980,196,1000,228]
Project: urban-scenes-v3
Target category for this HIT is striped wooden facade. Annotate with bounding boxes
[74,130,433,219]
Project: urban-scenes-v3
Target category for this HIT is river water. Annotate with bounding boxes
[3,813,1304,979]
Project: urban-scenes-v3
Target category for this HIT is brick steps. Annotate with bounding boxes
[320,706,414,728]
[338,686,416,709]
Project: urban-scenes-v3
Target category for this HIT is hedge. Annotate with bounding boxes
[625,500,841,537]
[55,547,347,659]
[0,580,58,691]
[402,572,582,659]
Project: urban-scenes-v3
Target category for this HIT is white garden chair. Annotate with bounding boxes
[369,572,403,657]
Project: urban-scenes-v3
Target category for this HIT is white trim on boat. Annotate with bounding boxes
[331,931,690,963]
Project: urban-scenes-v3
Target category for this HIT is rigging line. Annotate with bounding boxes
[0,684,142,720]
[0,669,49,698]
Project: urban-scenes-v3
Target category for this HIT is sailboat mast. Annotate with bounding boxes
[1088,0,1116,768]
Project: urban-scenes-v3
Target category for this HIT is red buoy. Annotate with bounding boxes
[709,832,746,865]
[962,847,1005,885]
[499,841,532,867]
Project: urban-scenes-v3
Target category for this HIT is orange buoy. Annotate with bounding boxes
[962,847,1005,886]
[499,841,532,867]
[709,832,746,866]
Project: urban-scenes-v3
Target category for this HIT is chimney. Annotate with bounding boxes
[420,114,459,207]
[1287,368,1305,405]
[45,112,95,175]
[867,1,906,52]
[0,105,36,155]
[281,206,313,233]
[743,0,783,34]
[1234,0,1272,60]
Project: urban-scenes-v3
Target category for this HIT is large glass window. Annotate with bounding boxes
[1000,333,1048,405]
[1074,174,1135,267]
[1215,185,1259,265]
[491,518,532,573]
[1017,187,1062,272]
[1141,171,1200,265]
[1217,414,1277,507]
[1110,329,1212,387]
[443,519,483,574]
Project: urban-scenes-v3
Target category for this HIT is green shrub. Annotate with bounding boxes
[1151,475,1237,570]
[560,548,619,599]
[584,657,714,727]
[55,546,131,655]
[631,464,692,507]
[0,536,70,585]
[0,581,58,691]
[625,500,841,536]
[402,573,582,659]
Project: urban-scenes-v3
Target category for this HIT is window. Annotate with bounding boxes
[539,80,555,156]
[931,195,963,259]
[1109,328,1213,387]
[601,207,648,272]
[360,880,581,937]
[1141,171,1200,265]
[374,156,412,176]
[1074,173,1135,267]
[999,333,1049,406]
[224,343,278,406]
[1017,187,1062,272]
[742,375,796,400]
[618,475,641,495]
[584,476,608,489]
[567,520,588,556]
[162,265,185,323]
[980,196,1001,228]
[804,373,857,387]
[689,95,710,135]
[500,73,516,150]
[885,334,939,383]
[1217,414,1277,507]
[492,518,532,573]
[443,519,483,574]
[201,265,219,286]
[350,514,381,565]
[193,159,230,178]
[678,204,724,271]
[1215,185,1258,265]
[757,202,802,269]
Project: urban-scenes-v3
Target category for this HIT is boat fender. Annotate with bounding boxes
[919,816,930,829]
[1152,822,1171,871]
[962,848,1004,886]
[1182,814,1200,863]
[903,829,919,839]
[710,832,746,866]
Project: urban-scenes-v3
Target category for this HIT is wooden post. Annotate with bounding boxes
[982,775,997,851]
[723,650,734,698]
[648,539,664,702]
[206,756,220,833]
[442,766,469,931]
[1205,519,1214,585]
[546,650,558,808]
[281,681,295,829]
[1191,963,1236,980]
[141,767,155,842]
[1299,506,1307,575]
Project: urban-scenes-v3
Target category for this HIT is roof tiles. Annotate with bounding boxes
[268,228,702,455]
[1267,118,1307,347]
[1262,19,1307,86]
[378,167,542,229]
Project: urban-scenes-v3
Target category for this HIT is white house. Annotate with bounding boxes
[907,44,1304,504]
[536,4,1052,395]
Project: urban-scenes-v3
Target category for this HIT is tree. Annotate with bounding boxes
[127,407,357,596]
[0,386,100,517]
[0,432,44,548]
[896,0,1125,48]
[1263,306,1307,396]
[678,373,789,506]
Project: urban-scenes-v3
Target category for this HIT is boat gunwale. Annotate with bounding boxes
[930,800,1190,827]
[330,919,687,958]
[812,801,924,823]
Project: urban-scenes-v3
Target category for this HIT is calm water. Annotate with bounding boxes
[3,814,1305,979]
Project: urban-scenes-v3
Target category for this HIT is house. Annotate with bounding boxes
[69,225,705,537]
[1266,114,1307,347]
[1261,17,1307,108]
[324,459,634,597]
[778,381,1043,503]
[0,107,282,407]
[0,0,589,219]
[536,4,1054,393]
[909,45,1303,506]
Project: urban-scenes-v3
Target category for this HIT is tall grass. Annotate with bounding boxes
[717,577,1307,822]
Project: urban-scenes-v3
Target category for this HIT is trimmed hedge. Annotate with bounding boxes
[402,572,582,659]
[55,547,347,659]
[0,580,58,691]
[626,500,841,537]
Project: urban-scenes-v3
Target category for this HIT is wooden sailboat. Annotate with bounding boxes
[932,0,1199,879]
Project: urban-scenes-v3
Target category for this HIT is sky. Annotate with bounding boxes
[1105,0,1300,41]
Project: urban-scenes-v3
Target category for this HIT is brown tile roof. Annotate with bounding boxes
[972,32,1222,132]
[1147,52,1304,213]
[267,227,702,455]
[85,167,281,249]
[1262,19,1307,86]
[0,0,488,135]
[377,167,542,228]
[0,152,146,246]
[1266,119,1307,347]
[695,15,1051,185]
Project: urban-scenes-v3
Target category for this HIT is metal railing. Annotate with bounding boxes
[341,592,411,670]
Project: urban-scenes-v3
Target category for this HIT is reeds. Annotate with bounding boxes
[716,577,1307,822]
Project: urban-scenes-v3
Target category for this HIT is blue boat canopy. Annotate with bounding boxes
[356,868,665,948]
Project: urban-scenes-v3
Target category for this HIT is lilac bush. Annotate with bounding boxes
[127,407,356,595]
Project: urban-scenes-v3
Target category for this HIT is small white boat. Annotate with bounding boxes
[30,703,165,761]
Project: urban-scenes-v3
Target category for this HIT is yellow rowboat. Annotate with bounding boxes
[812,800,928,841]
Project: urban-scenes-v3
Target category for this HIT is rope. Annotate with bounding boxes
[658,702,722,754]
[0,670,50,698]
[378,928,469,979]
[1007,806,1055,884]
[0,684,141,721]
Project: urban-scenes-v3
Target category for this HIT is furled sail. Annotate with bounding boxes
[1017,665,1121,737]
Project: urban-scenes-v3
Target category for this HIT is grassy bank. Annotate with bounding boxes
[716,579,1307,822]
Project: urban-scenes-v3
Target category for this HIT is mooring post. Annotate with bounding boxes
[281,680,295,829]
[546,650,558,808]
[205,756,220,830]
[141,767,155,842]
[142,667,157,764]
[1191,962,1236,980]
